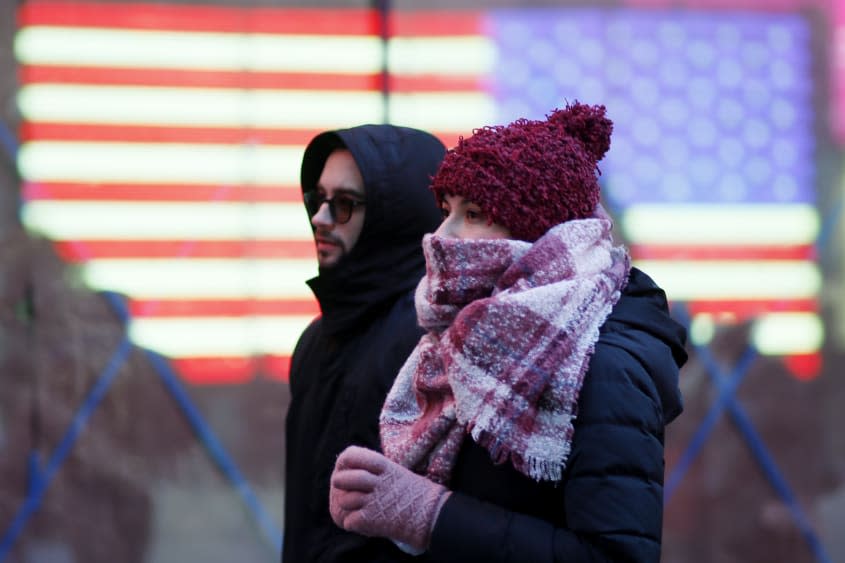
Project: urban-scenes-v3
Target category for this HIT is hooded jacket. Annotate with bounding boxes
[283,125,445,563]
[424,267,687,563]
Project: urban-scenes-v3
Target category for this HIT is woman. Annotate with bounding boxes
[328,102,688,562]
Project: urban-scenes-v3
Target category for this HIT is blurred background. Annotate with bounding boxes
[0,0,843,561]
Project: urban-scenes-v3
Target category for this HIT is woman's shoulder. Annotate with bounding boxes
[576,343,665,432]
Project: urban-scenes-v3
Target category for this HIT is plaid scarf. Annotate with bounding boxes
[379,218,630,483]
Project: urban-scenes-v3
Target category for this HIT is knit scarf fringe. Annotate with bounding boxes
[468,423,572,482]
[380,218,630,484]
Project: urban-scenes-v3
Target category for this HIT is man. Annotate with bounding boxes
[283,124,446,562]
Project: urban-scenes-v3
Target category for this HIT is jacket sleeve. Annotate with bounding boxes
[308,326,425,563]
[426,342,668,563]
[286,296,424,563]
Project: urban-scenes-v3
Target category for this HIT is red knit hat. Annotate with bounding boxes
[430,102,613,242]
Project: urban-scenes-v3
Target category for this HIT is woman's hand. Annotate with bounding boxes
[329,446,451,553]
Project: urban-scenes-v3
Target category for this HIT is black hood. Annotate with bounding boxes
[301,124,446,335]
[601,267,688,423]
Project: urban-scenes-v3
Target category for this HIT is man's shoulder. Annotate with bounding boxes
[350,289,423,356]
[374,288,420,329]
[295,314,323,341]
[290,314,323,361]
[383,287,417,318]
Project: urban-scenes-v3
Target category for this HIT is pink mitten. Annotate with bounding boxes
[329,446,451,552]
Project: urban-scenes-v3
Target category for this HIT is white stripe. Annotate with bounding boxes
[81,258,317,299]
[16,27,494,75]
[688,314,716,347]
[18,85,384,129]
[751,312,823,355]
[389,93,496,133]
[633,260,821,300]
[18,85,494,133]
[688,312,823,354]
[16,27,384,72]
[621,203,819,245]
[388,37,496,75]
[130,316,315,357]
[18,141,305,185]
[22,201,313,240]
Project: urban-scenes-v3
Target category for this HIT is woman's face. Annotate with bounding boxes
[434,194,512,240]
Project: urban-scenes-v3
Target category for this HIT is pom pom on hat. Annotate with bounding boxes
[430,101,613,242]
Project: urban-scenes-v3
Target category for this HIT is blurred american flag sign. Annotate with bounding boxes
[16,2,823,382]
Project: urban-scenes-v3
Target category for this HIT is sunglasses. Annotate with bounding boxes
[304,192,367,225]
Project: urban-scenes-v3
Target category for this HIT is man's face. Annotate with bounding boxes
[308,149,366,268]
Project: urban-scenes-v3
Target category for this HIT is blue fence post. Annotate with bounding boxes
[1,290,283,560]
[0,120,17,163]
[144,351,283,554]
[100,293,283,555]
[666,304,832,563]
[0,337,134,562]
[664,345,757,500]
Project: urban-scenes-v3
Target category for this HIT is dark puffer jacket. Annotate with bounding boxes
[424,268,687,563]
[283,125,445,563]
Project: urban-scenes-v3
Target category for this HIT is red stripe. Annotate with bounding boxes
[391,11,484,35]
[171,355,291,385]
[54,240,316,262]
[20,3,380,35]
[21,66,484,92]
[170,350,824,386]
[129,298,319,318]
[22,66,381,90]
[392,74,487,93]
[20,127,461,152]
[630,244,817,261]
[24,182,301,202]
[681,298,818,320]
[20,122,321,145]
[261,355,292,382]
[782,353,822,381]
[19,3,482,36]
